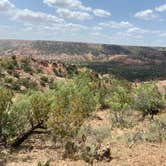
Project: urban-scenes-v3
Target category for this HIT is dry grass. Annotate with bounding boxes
[4,110,166,166]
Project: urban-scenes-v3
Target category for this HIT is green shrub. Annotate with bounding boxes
[133,83,165,118]
[2,94,31,143]
[145,114,166,142]
[37,160,50,166]
[0,90,53,144]
[4,77,13,84]
[16,77,38,90]
[10,81,20,91]
[0,87,13,139]
[47,70,99,141]
[40,76,49,83]
[12,71,20,78]
[78,124,112,144]
[36,68,43,74]
[108,85,131,127]
[21,58,33,74]
[30,91,52,126]
[122,114,166,144]
[40,76,49,87]
[95,84,110,109]
[0,87,13,118]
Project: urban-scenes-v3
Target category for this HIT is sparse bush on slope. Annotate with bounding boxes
[2,94,31,144]
[47,69,99,142]
[0,69,101,147]
[108,85,132,128]
[145,114,166,142]
[0,89,52,145]
[133,83,165,119]
[30,91,52,127]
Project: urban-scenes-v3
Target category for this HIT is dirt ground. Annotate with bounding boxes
[6,139,166,166]
[4,110,166,166]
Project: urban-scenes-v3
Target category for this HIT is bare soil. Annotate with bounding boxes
[5,110,166,166]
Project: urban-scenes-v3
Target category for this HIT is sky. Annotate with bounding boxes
[0,0,166,46]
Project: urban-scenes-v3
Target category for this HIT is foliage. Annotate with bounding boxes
[133,83,165,118]
[47,70,99,141]
[0,90,53,143]
[40,76,49,83]
[83,61,166,81]
[108,85,131,127]
[119,114,166,144]
[63,124,112,164]
[1,55,166,164]
[30,91,52,126]
[0,87,13,136]
[78,123,112,145]
[0,57,16,71]
[21,58,33,74]
[145,114,166,142]
[37,160,50,166]
[17,77,38,90]
[1,94,31,143]
[97,86,110,109]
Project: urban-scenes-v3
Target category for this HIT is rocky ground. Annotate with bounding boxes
[1,110,165,166]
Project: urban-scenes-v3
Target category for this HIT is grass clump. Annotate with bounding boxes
[145,114,166,142]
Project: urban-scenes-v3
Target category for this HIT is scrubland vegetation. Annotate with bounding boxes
[0,56,166,166]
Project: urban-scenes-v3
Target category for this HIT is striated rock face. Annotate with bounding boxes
[1,39,166,81]
[0,39,166,63]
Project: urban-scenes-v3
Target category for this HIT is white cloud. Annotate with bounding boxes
[91,32,100,35]
[115,28,162,42]
[43,0,91,11]
[23,21,88,33]
[0,0,15,13]
[134,9,157,20]
[2,0,165,46]
[159,33,166,37]
[155,4,166,12]
[0,0,64,25]
[99,21,133,29]
[92,26,103,31]
[43,0,111,19]
[13,9,64,25]
[0,0,89,34]
[127,27,147,34]
[93,9,111,17]
[56,8,91,20]
[58,22,88,31]
[127,27,162,36]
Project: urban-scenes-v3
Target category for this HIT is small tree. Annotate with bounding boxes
[47,70,99,142]
[133,83,165,119]
[108,85,131,126]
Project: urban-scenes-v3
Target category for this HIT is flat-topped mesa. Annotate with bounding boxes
[0,39,165,62]
[1,39,166,81]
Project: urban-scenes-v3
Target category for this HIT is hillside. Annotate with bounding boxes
[0,40,166,81]
[0,56,80,92]
[0,56,166,166]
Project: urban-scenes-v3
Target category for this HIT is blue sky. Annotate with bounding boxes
[0,0,166,46]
